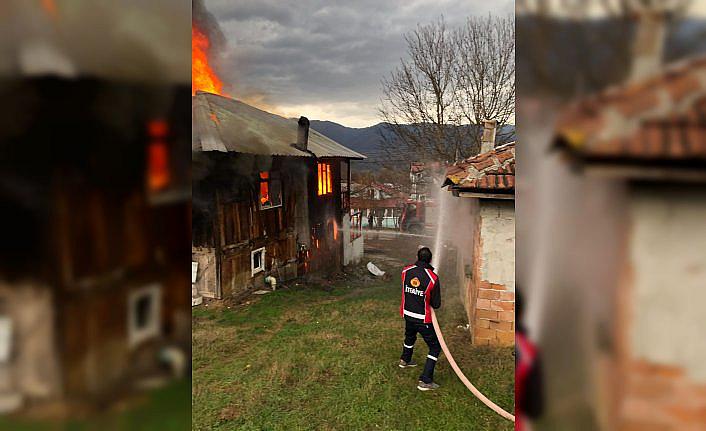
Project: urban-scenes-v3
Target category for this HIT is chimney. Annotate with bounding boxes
[629,8,667,82]
[480,119,497,153]
[297,116,310,151]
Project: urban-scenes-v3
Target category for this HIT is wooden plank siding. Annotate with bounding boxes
[213,157,299,298]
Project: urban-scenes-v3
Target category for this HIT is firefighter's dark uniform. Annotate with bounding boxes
[399,260,442,384]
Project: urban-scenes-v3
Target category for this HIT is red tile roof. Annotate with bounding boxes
[554,56,706,165]
[445,142,515,192]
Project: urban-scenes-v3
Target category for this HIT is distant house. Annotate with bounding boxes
[350,182,408,230]
[444,121,515,347]
[553,55,706,430]
[410,161,445,201]
[192,92,365,301]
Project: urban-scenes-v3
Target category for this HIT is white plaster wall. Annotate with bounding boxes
[479,200,515,291]
[192,247,218,298]
[343,213,364,266]
[629,186,706,382]
[0,283,61,402]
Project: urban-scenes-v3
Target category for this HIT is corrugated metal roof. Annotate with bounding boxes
[193,91,366,159]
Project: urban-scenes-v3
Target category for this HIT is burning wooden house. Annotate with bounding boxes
[444,121,515,347]
[0,78,191,411]
[192,92,365,300]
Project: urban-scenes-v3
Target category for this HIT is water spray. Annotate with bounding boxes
[432,187,515,423]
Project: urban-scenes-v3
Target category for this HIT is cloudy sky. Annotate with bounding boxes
[204,0,513,127]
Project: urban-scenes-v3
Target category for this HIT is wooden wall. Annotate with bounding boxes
[307,158,344,274]
[211,156,300,298]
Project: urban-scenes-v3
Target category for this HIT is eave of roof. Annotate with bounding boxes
[553,55,706,167]
[192,91,366,160]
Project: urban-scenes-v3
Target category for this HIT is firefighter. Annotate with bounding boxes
[515,287,544,430]
[398,246,442,391]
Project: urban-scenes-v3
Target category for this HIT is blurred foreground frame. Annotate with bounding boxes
[0,0,191,426]
[517,1,706,430]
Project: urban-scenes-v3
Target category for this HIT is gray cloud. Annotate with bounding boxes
[205,0,513,126]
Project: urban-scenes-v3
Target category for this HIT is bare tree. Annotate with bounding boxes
[516,0,692,96]
[378,15,515,169]
[456,14,516,146]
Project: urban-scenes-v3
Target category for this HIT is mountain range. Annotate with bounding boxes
[309,120,515,165]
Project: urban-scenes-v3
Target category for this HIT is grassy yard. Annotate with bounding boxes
[192,274,514,431]
[0,379,190,431]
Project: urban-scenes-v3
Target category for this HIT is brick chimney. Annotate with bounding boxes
[297,116,310,151]
[629,8,667,82]
[480,119,497,153]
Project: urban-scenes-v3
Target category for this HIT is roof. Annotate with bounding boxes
[193,92,366,159]
[350,197,406,209]
[554,55,706,168]
[444,142,515,194]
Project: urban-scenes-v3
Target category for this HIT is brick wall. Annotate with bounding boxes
[467,200,516,346]
[619,359,706,430]
[474,282,515,346]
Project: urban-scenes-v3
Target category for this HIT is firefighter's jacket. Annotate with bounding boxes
[400,260,441,324]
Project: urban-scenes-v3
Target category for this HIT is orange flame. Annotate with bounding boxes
[317,162,332,196]
[192,25,225,96]
[41,0,58,19]
[333,220,339,240]
[147,120,170,192]
[259,172,270,206]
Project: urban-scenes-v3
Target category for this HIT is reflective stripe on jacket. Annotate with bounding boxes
[400,260,441,323]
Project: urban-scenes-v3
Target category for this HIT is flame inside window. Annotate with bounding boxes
[260,172,270,206]
[147,120,170,192]
[317,162,332,196]
[259,171,282,209]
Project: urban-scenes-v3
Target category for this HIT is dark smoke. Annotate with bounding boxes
[193,0,227,67]
[0,0,190,84]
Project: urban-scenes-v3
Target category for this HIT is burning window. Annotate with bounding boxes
[259,171,282,209]
[251,247,266,276]
[317,162,333,196]
[147,120,170,192]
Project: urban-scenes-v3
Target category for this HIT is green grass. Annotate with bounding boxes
[192,278,514,431]
[0,379,190,431]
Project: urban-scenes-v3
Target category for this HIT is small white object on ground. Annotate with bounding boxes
[160,346,187,378]
[253,290,271,295]
[367,262,385,276]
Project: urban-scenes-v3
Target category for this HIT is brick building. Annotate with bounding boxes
[553,55,706,430]
[444,132,515,347]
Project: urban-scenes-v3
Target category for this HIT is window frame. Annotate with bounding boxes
[317,162,333,196]
[251,247,266,277]
[128,284,162,348]
[258,171,283,210]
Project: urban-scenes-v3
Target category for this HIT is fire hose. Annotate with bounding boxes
[431,309,515,423]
